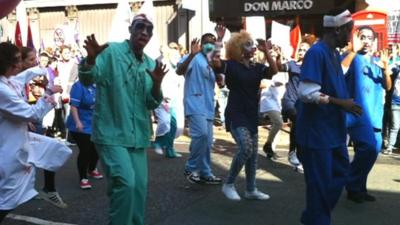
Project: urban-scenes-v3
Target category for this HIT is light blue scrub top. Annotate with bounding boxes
[345,54,384,129]
[179,53,216,120]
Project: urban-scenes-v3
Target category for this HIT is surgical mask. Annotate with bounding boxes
[202,43,215,55]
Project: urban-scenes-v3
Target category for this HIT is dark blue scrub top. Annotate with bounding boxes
[222,60,269,134]
[296,41,349,149]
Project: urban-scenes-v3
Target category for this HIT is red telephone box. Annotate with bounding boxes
[352,10,388,51]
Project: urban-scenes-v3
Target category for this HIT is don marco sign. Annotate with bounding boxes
[209,0,334,18]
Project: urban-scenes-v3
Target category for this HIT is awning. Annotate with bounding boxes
[209,0,335,19]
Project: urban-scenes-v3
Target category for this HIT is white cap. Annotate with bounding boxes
[323,10,352,27]
[132,13,153,24]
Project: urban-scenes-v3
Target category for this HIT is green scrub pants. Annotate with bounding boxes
[96,144,148,225]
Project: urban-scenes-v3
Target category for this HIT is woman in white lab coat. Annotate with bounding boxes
[0,42,70,222]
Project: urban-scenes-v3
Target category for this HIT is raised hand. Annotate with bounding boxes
[190,38,201,56]
[375,49,389,70]
[147,61,168,86]
[257,39,273,53]
[83,34,109,65]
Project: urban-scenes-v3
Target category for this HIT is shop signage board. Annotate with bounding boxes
[209,0,334,18]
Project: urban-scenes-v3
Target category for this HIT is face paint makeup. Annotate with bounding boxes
[243,40,256,54]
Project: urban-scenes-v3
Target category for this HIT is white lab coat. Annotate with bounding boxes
[154,59,185,138]
[0,68,71,210]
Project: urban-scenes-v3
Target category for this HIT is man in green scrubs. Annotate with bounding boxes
[78,14,167,225]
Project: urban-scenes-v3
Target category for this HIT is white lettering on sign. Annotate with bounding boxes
[244,2,269,12]
[244,0,314,12]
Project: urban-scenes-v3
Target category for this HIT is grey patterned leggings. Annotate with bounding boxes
[226,126,258,192]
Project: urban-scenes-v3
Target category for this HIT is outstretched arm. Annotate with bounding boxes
[79,34,109,85]
[257,39,278,78]
[176,38,201,75]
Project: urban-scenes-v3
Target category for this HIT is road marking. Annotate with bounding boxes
[6,214,77,225]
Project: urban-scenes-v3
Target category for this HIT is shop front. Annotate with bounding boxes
[209,0,356,36]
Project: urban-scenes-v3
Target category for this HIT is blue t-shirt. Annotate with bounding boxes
[345,54,384,129]
[179,53,216,120]
[223,60,269,134]
[66,81,96,134]
[296,41,349,148]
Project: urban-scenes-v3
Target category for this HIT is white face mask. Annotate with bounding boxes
[243,40,256,53]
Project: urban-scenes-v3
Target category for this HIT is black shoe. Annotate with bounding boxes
[267,151,281,160]
[199,175,222,185]
[262,143,272,154]
[263,143,281,160]
[184,170,201,184]
[363,193,376,202]
[347,191,365,203]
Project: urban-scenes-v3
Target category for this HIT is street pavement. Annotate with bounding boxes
[3,126,400,225]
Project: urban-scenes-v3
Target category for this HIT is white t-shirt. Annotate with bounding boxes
[259,72,288,113]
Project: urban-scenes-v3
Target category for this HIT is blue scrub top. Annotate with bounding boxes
[345,54,384,129]
[223,60,269,134]
[179,53,216,120]
[66,81,96,134]
[296,41,349,149]
[282,60,301,112]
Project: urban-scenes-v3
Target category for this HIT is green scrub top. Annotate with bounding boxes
[79,41,162,148]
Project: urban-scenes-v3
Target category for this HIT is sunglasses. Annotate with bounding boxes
[132,21,153,35]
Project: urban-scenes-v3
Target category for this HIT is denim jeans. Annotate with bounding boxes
[185,115,214,177]
[387,104,400,150]
[226,126,258,192]
[217,87,229,125]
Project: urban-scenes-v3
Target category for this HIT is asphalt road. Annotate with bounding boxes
[3,127,400,225]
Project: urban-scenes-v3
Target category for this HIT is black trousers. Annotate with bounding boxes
[70,132,99,180]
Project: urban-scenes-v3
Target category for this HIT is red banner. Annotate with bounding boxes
[14,21,23,47]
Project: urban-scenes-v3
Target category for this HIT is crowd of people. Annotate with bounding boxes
[0,8,399,225]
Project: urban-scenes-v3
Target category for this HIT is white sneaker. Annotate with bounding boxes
[294,164,304,173]
[244,189,270,200]
[222,183,241,201]
[154,147,163,155]
[288,151,300,166]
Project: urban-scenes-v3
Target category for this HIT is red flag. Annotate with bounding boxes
[15,21,23,47]
[290,25,301,59]
[27,19,35,49]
